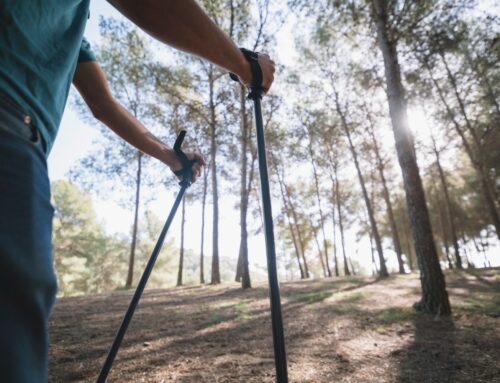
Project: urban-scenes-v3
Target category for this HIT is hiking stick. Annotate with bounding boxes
[96,131,194,383]
[231,48,289,383]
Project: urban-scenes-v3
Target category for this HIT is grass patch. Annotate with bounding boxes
[333,291,365,302]
[454,296,500,317]
[295,291,333,304]
[200,312,236,328]
[235,300,251,321]
[321,302,360,315]
[374,307,414,324]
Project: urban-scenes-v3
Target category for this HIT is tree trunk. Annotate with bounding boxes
[403,216,415,272]
[310,219,327,277]
[370,232,377,276]
[372,0,450,314]
[283,179,310,278]
[440,52,500,239]
[333,92,388,277]
[334,163,350,276]
[431,137,462,269]
[435,191,453,269]
[209,66,220,284]
[200,167,208,284]
[331,182,340,277]
[366,109,405,273]
[275,164,305,278]
[306,126,331,277]
[126,152,142,287]
[464,47,500,117]
[177,195,186,287]
[236,84,252,288]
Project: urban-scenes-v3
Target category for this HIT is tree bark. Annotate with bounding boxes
[403,216,415,272]
[365,108,405,273]
[334,163,350,276]
[310,219,327,277]
[333,92,388,277]
[200,166,208,284]
[236,84,252,288]
[177,195,186,287]
[306,125,332,277]
[431,137,462,269]
[275,163,305,278]
[331,181,340,277]
[126,152,142,287]
[283,179,310,278]
[439,53,500,238]
[209,66,220,284]
[435,191,453,269]
[372,0,450,314]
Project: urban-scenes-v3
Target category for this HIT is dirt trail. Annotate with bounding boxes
[49,269,500,382]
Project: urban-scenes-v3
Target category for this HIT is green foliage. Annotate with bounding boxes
[52,181,178,296]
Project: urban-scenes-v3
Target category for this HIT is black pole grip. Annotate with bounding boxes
[229,48,264,100]
[172,130,195,187]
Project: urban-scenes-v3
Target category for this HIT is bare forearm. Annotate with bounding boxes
[95,99,176,167]
[108,0,251,82]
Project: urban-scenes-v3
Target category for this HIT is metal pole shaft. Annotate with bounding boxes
[96,185,188,383]
[253,97,289,383]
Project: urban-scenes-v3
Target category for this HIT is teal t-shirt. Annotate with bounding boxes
[0,1,96,154]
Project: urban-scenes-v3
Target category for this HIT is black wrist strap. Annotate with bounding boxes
[229,48,263,100]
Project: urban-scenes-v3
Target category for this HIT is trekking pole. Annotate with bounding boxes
[96,130,196,383]
[231,48,289,383]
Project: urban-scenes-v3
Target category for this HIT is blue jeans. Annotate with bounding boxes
[0,91,57,382]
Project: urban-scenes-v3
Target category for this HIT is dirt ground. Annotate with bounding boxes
[48,268,500,382]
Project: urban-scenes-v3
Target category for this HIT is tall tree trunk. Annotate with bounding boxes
[126,152,142,287]
[236,85,252,288]
[403,216,415,272]
[326,140,341,277]
[431,137,462,269]
[275,163,305,279]
[333,91,388,277]
[306,126,331,277]
[177,195,186,287]
[372,0,450,314]
[365,108,405,273]
[209,66,220,284]
[440,53,500,238]
[424,60,500,233]
[310,219,327,277]
[200,167,208,284]
[370,232,377,276]
[283,179,310,278]
[461,232,474,268]
[334,163,350,276]
[464,47,500,117]
[331,182,340,277]
[435,191,453,269]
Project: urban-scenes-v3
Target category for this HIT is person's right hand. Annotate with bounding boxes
[168,151,205,183]
[238,52,276,94]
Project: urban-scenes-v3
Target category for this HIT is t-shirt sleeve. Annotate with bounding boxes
[78,37,96,63]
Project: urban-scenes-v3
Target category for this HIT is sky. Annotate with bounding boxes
[47,1,498,282]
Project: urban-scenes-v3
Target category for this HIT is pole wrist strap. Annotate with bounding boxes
[229,48,263,100]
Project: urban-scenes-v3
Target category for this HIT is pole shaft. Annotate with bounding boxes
[96,185,188,383]
[253,97,289,383]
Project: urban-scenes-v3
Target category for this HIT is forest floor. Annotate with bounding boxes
[48,268,500,383]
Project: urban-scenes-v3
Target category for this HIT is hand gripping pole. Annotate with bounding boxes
[231,48,289,383]
[96,131,193,383]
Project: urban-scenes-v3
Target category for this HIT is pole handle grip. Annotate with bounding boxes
[173,130,195,186]
[229,48,264,100]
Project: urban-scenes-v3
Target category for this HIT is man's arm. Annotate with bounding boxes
[108,0,275,92]
[73,61,204,181]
